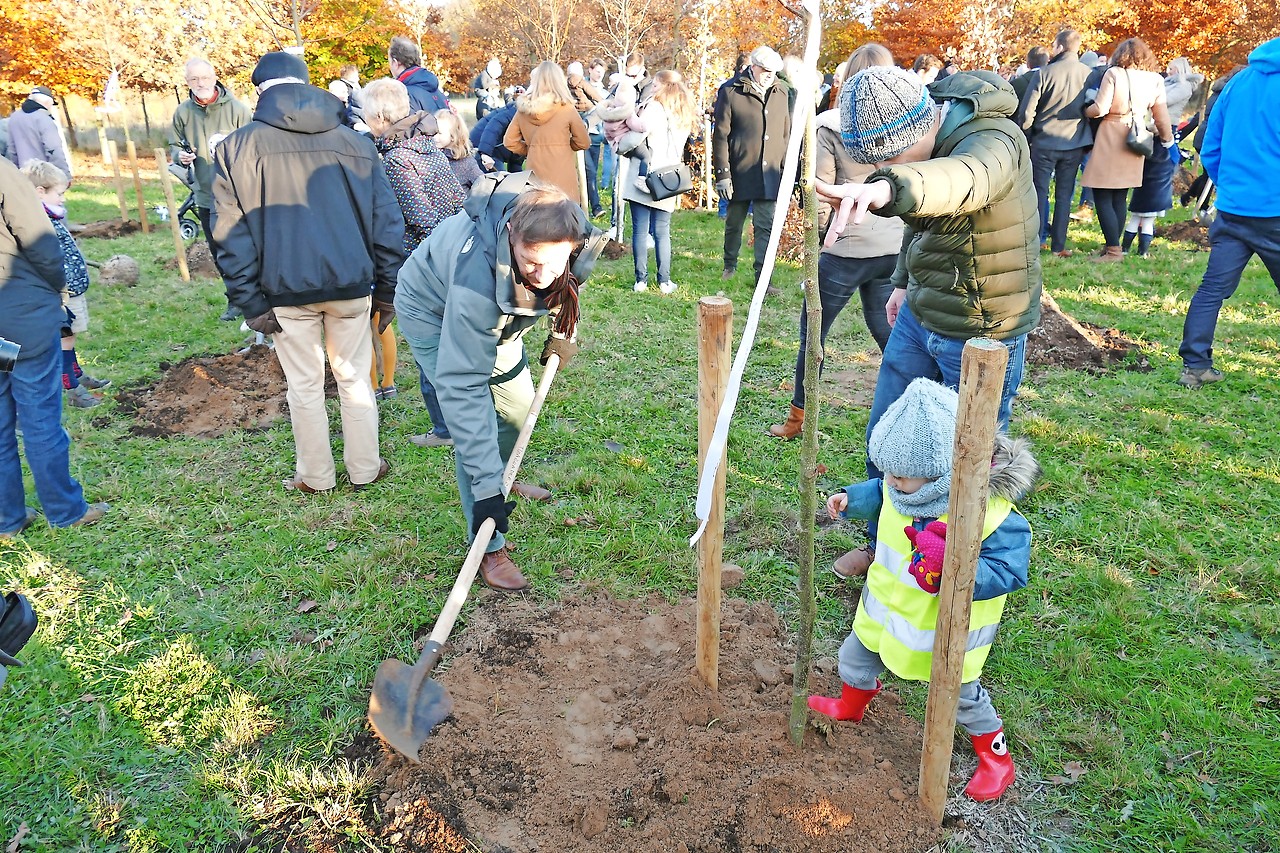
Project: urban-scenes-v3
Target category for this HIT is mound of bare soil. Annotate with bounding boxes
[115,345,288,437]
[69,218,141,239]
[1027,293,1149,373]
[359,593,946,853]
[1155,219,1211,250]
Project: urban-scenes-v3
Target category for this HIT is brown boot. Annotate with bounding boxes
[1089,246,1124,262]
[768,405,804,440]
[478,546,529,591]
[832,544,875,579]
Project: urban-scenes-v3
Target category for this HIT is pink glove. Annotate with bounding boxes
[903,520,947,594]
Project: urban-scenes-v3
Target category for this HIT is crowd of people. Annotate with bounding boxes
[3,29,1277,802]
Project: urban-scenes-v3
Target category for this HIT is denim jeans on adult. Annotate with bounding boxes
[865,303,1027,481]
[416,365,451,438]
[600,144,615,188]
[723,198,775,280]
[790,253,898,410]
[584,134,604,213]
[1178,212,1280,369]
[1031,146,1086,253]
[630,202,672,284]
[0,335,89,531]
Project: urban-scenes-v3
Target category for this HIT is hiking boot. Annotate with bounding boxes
[1177,366,1224,389]
[409,432,454,448]
[833,544,875,579]
[70,503,110,527]
[65,385,102,408]
[79,375,112,390]
[478,546,529,592]
[219,306,243,322]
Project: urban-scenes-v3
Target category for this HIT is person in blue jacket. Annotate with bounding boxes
[388,37,451,114]
[1176,36,1280,389]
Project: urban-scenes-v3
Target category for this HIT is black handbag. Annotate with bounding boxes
[1123,70,1156,158]
[645,163,693,201]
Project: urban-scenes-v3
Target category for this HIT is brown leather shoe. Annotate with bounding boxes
[1090,246,1124,262]
[478,546,529,591]
[1053,250,1073,258]
[283,477,322,494]
[768,405,804,440]
[1,507,39,538]
[71,502,110,527]
[511,481,552,502]
[353,458,390,490]
[833,544,875,579]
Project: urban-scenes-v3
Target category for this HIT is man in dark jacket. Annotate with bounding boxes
[170,58,253,320]
[5,86,70,177]
[1018,29,1094,256]
[470,100,522,172]
[388,36,451,114]
[211,52,407,494]
[712,45,792,282]
[0,159,108,535]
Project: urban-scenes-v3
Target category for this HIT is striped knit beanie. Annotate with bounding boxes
[868,378,958,479]
[839,66,936,164]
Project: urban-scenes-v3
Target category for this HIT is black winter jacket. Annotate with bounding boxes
[210,83,406,319]
[0,158,66,361]
[712,70,792,200]
[1018,52,1094,150]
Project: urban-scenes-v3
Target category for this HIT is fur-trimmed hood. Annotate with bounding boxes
[989,434,1040,503]
[515,92,565,122]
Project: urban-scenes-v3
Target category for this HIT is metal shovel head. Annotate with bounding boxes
[368,657,454,762]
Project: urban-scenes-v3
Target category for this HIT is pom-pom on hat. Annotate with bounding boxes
[252,51,310,87]
[839,66,936,164]
[868,378,958,480]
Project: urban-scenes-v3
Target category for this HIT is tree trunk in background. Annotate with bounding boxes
[61,99,78,150]
[141,90,151,138]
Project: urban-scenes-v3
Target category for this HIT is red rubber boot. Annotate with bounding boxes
[964,728,1016,801]
[807,681,882,722]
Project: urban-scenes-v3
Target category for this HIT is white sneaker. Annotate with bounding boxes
[658,281,677,294]
[633,280,648,292]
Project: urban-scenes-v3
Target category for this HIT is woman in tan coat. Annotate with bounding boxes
[503,61,590,201]
[1081,38,1174,261]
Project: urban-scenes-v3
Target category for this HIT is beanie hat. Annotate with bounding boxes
[839,66,936,164]
[252,51,310,87]
[868,378,958,479]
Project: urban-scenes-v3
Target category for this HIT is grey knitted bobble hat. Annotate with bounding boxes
[868,378,958,479]
[839,66,936,164]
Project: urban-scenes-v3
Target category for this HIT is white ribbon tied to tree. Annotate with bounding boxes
[691,0,822,545]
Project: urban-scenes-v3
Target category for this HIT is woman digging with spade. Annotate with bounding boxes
[394,174,604,591]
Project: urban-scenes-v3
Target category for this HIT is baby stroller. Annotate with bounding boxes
[161,162,203,241]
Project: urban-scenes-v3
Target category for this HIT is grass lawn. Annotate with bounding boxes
[1,161,1277,853]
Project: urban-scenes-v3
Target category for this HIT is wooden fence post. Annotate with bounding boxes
[153,148,190,282]
[918,338,1009,823]
[696,296,733,691]
[108,141,129,223]
[126,141,149,233]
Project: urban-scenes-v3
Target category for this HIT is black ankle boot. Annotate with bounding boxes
[1122,230,1137,252]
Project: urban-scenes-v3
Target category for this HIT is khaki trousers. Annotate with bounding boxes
[273,297,380,490]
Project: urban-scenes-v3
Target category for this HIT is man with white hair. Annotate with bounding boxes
[211,51,407,494]
[5,86,71,177]
[712,45,792,284]
[170,58,252,320]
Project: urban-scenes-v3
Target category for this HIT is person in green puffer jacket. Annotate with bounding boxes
[815,65,1041,578]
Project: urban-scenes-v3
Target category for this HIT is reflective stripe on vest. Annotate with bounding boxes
[853,484,1014,683]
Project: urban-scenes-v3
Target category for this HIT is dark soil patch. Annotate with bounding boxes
[1027,293,1150,373]
[116,345,289,437]
[70,218,141,239]
[158,240,220,277]
[601,239,630,260]
[1155,219,1211,250]
[352,593,949,853]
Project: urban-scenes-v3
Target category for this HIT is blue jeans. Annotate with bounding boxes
[1031,146,1086,253]
[417,365,450,439]
[791,253,898,410]
[865,303,1027,481]
[1178,213,1280,369]
[600,144,615,187]
[0,336,89,531]
[584,133,604,213]
[630,203,672,284]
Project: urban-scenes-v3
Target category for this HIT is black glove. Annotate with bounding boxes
[541,335,578,368]
[472,494,516,536]
[245,310,282,335]
[372,298,396,335]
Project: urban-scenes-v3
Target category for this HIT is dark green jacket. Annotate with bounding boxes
[871,71,1042,341]
[170,83,252,209]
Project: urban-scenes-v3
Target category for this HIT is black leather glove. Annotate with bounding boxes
[472,494,516,536]
[540,335,578,368]
[245,310,282,335]
[372,298,396,335]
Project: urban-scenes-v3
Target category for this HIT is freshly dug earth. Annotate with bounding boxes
[363,593,946,853]
[69,218,141,239]
[1155,219,1211,250]
[1026,293,1149,373]
[116,345,288,437]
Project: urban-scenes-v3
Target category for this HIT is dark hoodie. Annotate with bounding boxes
[210,83,406,319]
[398,66,451,114]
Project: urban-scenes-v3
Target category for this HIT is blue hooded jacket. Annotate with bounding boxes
[1201,37,1280,217]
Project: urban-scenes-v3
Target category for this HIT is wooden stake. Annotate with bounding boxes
[109,141,130,223]
[703,118,714,210]
[695,296,733,691]
[918,337,1009,823]
[576,149,589,210]
[153,148,190,282]
[126,141,149,233]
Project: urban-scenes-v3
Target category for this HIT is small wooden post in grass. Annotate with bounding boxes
[153,147,190,282]
[695,295,733,691]
[108,141,130,223]
[126,140,149,233]
[918,337,1009,823]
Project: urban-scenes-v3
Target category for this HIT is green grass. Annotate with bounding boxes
[1,168,1278,852]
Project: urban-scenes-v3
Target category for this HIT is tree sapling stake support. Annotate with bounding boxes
[127,141,149,233]
[576,150,589,210]
[696,296,733,691]
[153,148,190,282]
[108,141,130,223]
[703,117,714,210]
[918,338,1008,823]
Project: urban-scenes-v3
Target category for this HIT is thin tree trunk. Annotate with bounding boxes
[60,99,78,150]
[140,90,151,138]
